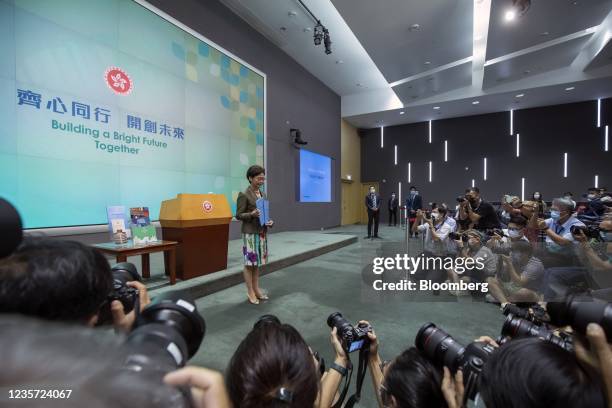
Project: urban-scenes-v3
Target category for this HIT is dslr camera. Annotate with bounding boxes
[448,232,469,242]
[570,225,602,241]
[416,322,495,401]
[327,312,372,353]
[97,262,142,325]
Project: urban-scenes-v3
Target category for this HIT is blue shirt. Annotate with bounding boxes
[544,215,585,252]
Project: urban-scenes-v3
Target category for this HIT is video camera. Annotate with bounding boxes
[416,322,495,401]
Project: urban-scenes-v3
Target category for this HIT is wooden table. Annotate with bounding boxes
[93,240,179,285]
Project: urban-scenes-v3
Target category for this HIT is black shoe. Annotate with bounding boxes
[374,235,381,239]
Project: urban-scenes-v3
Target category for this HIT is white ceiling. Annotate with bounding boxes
[217,0,612,128]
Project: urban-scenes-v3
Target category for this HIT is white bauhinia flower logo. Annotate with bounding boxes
[111,73,127,90]
[104,67,133,95]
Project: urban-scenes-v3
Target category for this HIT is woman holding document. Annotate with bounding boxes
[236,165,274,305]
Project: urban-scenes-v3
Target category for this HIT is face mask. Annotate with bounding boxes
[410,191,416,196]
[431,212,440,220]
[370,190,375,194]
[508,229,522,239]
[587,194,596,200]
[534,194,541,200]
[550,210,560,221]
[601,231,612,242]
[391,195,396,198]
[564,196,571,201]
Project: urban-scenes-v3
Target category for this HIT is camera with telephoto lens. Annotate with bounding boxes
[327,312,372,353]
[547,295,612,339]
[415,322,495,401]
[97,262,142,325]
[448,232,469,242]
[486,228,506,238]
[570,225,602,240]
[500,314,573,352]
[456,195,468,203]
[502,303,548,326]
[119,290,206,407]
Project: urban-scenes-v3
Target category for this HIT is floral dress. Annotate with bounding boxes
[242,190,268,266]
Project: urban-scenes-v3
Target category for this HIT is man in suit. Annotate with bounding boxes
[406,186,423,237]
[388,192,398,226]
[365,186,381,239]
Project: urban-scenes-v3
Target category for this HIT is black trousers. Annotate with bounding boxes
[388,208,397,226]
[367,209,380,237]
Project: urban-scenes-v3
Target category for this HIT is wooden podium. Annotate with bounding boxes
[159,194,232,280]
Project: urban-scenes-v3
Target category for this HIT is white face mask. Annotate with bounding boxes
[370,190,375,194]
[507,229,522,239]
[392,194,396,198]
[431,212,440,220]
[534,194,541,200]
[587,194,596,200]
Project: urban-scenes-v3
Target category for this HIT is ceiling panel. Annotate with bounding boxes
[483,34,593,88]
[486,0,612,61]
[585,36,612,71]
[393,61,472,104]
[331,0,473,83]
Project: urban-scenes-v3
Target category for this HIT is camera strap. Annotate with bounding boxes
[336,349,369,408]
[332,359,353,408]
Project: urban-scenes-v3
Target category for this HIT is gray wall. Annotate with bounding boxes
[39,0,341,243]
[146,0,342,239]
[361,98,612,220]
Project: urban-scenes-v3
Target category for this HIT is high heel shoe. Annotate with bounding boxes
[247,294,259,305]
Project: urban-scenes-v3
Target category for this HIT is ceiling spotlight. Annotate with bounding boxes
[409,23,421,32]
[335,60,343,64]
[399,111,405,115]
[516,93,524,98]
[565,86,575,91]
[313,22,323,45]
[504,0,531,22]
[288,11,297,17]
[424,61,431,65]
[433,106,440,110]
[323,27,332,54]
[472,100,480,105]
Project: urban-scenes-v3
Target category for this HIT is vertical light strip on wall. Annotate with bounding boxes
[444,140,448,162]
[595,175,599,189]
[563,152,568,178]
[483,157,487,181]
[380,126,384,148]
[398,182,402,205]
[428,120,432,143]
[510,109,513,135]
[428,161,432,182]
[521,177,525,201]
[394,145,398,165]
[606,125,609,152]
[471,179,475,188]
[597,99,601,128]
[408,162,411,183]
[516,133,520,157]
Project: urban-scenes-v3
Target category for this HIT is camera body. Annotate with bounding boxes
[570,225,601,240]
[449,232,469,242]
[327,312,371,353]
[486,228,506,238]
[97,262,141,325]
[416,323,494,401]
[456,195,468,203]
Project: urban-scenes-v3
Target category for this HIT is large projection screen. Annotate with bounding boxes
[0,0,266,229]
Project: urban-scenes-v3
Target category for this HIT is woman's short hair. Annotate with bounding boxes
[383,347,447,408]
[226,322,318,407]
[480,338,605,408]
[246,165,265,181]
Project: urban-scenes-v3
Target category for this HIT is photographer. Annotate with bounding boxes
[480,337,606,408]
[226,317,346,408]
[447,230,498,294]
[583,187,607,218]
[413,206,452,286]
[532,197,586,268]
[1,315,230,408]
[0,238,150,331]
[486,241,544,306]
[363,321,463,408]
[486,215,530,254]
[532,191,548,217]
[458,187,501,232]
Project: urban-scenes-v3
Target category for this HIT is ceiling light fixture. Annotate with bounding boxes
[505,0,531,22]
[515,93,524,98]
[565,86,575,91]
[296,0,332,55]
[409,23,421,32]
[433,106,440,110]
[472,100,480,105]
[399,111,405,115]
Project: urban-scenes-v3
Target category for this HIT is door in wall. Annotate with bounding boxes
[360,182,379,224]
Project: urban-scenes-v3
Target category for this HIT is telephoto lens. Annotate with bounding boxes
[547,295,612,339]
[132,290,206,362]
[501,314,573,352]
[97,262,142,325]
[415,322,495,401]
